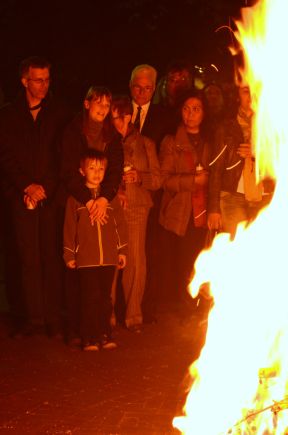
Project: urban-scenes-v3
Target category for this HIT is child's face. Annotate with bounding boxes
[111,108,131,137]
[84,95,111,123]
[79,159,106,188]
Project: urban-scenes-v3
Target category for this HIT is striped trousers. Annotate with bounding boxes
[122,206,150,327]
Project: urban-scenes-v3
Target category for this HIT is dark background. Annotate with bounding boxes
[0,0,255,108]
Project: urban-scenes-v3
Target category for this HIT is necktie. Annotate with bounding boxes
[133,106,142,130]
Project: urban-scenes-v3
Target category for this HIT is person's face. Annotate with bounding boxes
[166,69,192,100]
[21,67,50,103]
[238,86,252,113]
[111,108,131,137]
[84,95,111,123]
[182,97,204,133]
[130,73,155,106]
[204,84,224,112]
[80,159,106,188]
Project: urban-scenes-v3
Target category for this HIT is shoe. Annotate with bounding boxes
[21,324,45,337]
[46,324,64,340]
[10,327,24,339]
[82,341,100,351]
[67,336,81,348]
[101,334,117,350]
[127,324,142,333]
[143,314,157,324]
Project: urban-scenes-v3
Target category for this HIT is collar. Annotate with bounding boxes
[132,100,151,114]
[29,102,42,111]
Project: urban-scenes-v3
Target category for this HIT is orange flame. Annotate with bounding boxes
[173,0,288,433]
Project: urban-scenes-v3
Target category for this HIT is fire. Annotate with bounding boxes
[173,0,288,433]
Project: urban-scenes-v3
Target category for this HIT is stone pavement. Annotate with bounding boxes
[0,310,207,435]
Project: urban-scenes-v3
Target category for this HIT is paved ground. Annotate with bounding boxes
[0,309,207,435]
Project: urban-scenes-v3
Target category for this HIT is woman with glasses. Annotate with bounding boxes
[158,90,211,316]
[111,95,161,332]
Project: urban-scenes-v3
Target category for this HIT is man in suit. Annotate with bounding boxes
[129,64,171,323]
[129,64,170,153]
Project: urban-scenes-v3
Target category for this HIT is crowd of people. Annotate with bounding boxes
[0,56,274,351]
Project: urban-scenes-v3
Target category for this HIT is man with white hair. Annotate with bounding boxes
[129,64,169,153]
[128,64,171,325]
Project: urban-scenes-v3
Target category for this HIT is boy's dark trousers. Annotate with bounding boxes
[78,266,115,342]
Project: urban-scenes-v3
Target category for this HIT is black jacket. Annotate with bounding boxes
[141,103,172,154]
[0,91,72,201]
[60,113,123,205]
[208,118,245,213]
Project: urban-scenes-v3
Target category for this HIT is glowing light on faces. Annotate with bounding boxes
[173,0,288,433]
[130,73,155,106]
[84,95,111,123]
[166,70,192,99]
[80,159,106,188]
[22,67,50,103]
[182,97,204,133]
[111,108,131,137]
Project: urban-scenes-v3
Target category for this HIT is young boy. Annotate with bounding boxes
[63,149,127,351]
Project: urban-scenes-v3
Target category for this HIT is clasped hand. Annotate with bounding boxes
[24,183,46,202]
[86,197,108,225]
[237,143,253,158]
[122,169,140,184]
[195,169,209,187]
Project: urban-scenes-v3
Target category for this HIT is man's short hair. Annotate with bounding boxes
[130,64,157,85]
[19,56,51,78]
[79,149,108,170]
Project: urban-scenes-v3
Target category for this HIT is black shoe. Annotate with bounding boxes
[143,314,157,324]
[66,336,81,349]
[46,324,64,340]
[21,324,45,337]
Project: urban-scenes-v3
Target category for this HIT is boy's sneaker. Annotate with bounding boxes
[101,334,117,350]
[82,341,100,351]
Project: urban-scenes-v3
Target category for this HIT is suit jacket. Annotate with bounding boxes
[140,103,172,154]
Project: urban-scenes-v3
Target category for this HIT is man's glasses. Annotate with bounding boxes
[132,85,153,93]
[27,78,50,85]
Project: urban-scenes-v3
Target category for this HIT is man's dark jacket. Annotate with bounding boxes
[141,103,172,153]
[0,91,72,202]
[208,119,245,214]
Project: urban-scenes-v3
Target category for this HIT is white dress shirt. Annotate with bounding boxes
[132,101,151,132]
